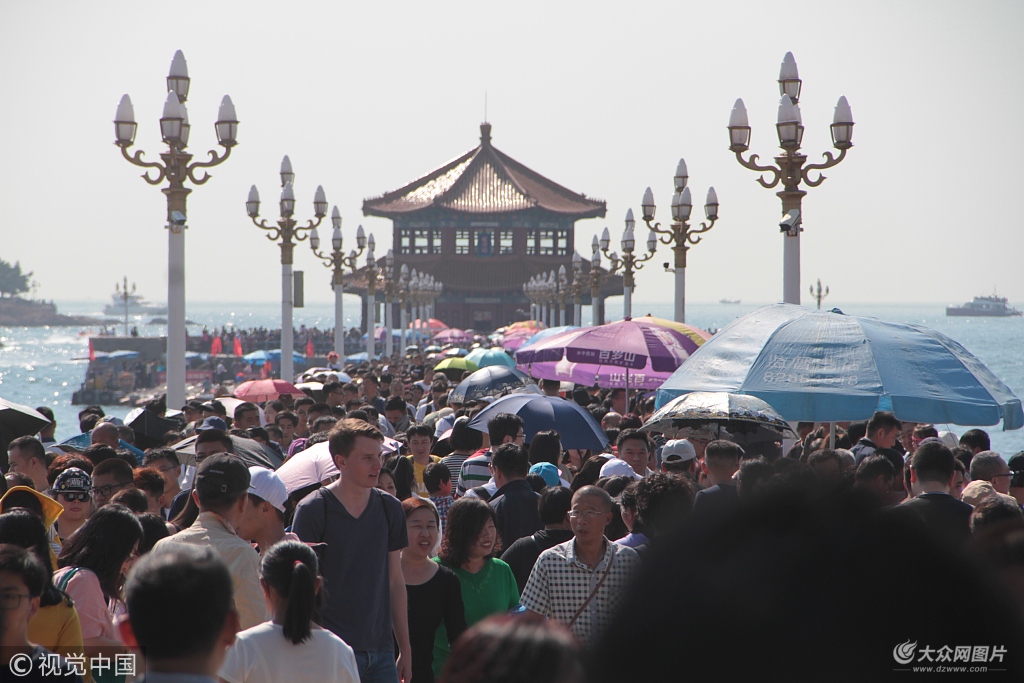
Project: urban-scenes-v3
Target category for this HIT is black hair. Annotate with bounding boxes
[82,443,118,466]
[171,490,200,531]
[125,544,233,660]
[959,428,990,452]
[528,431,562,466]
[737,457,775,500]
[407,423,434,440]
[7,436,48,464]
[110,488,149,514]
[615,428,648,452]
[275,411,298,428]
[705,439,744,463]
[866,411,901,437]
[807,449,841,468]
[0,510,68,607]
[451,417,484,453]
[385,396,407,413]
[487,413,524,445]
[293,396,315,410]
[855,454,896,483]
[248,426,270,443]
[266,400,286,412]
[137,513,171,554]
[440,497,501,568]
[310,416,338,434]
[385,455,414,500]
[634,472,695,539]
[261,540,321,644]
[970,496,1024,536]
[93,457,134,484]
[424,462,450,494]
[233,402,260,421]
[58,504,144,602]
[143,448,179,469]
[442,615,584,683]
[0,543,47,599]
[491,443,529,479]
[538,486,572,525]
[195,429,234,453]
[910,441,955,484]
[912,424,939,440]
[526,473,547,493]
[570,456,607,493]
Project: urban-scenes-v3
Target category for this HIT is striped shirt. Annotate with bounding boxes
[457,451,493,496]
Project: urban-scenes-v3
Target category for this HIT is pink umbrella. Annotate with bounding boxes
[501,329,537,350]
[433,328,474,344]
[515,316,711,390]
[233,379,306,403]
[408,318,448,332]
[276,439,403,493]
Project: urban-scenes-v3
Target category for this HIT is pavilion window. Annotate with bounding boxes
[399,229,414,255]
[499,229,514,255]
[475,229,495,256]
[455,229,471,255]
[539,229,556,256]
[526,229,538,255]
[412,229,431,254]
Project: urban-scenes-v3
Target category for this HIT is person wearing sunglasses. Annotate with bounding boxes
[51,469,93,543]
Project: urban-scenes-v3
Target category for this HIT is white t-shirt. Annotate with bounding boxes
[219,622,360,683]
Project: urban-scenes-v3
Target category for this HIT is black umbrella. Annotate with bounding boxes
[173,434,281,470]
[128,410,183,450]
[449,366,535,404]
[0,398,50,441]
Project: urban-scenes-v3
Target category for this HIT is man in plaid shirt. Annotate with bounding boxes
[519,486,640,644]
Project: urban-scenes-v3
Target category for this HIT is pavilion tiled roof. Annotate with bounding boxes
[363,124,607,220]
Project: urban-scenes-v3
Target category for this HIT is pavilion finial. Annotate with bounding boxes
[480,122,492,145]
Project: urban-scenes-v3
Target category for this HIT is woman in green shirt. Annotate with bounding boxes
[432,497,520,676]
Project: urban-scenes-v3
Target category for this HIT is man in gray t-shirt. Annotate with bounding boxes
[293,419,410,683]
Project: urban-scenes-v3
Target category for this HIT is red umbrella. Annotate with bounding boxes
[234,379,305,403]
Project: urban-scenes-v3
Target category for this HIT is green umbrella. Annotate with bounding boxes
[432,357,479,382]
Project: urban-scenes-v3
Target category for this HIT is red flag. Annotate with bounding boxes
[233,337,243,357]
[88,338,95,362]
[210,336,223,355]
[306,339,314,358]
[261,361,271,378]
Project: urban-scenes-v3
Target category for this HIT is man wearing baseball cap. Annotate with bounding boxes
[661,439,699,482]
[237,466,298,554]
[154,454,269,631]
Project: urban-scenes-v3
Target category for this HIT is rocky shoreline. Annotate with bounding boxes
[0,297,106,327]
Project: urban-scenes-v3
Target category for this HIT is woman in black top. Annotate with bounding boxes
[400,497,467,683]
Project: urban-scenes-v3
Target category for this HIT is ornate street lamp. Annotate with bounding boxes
[588,236,620,326]
[309,210,367,357]
[570,252,585,326]
[115,50,238,408]
[641,159,720,322]
[728,52,854,304]
[599,209,657,318]
[247,157,327,382]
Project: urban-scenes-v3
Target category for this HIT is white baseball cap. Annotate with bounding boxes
[248,466,288,512]
[662,439,697,463]
[599,457,643,481]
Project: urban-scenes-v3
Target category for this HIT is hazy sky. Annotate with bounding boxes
[1,0,1022,307]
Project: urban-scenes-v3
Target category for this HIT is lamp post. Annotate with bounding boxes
[115,276,137,337]
[114,50,238,409]
[600,209,657,319]
[587,236,620,327]
[397,265,410,354]
[810,278,830,310]
[376,250,398,359]
[247,156,327,383]
[365,235,378,361]
[570,252,584,326]
[641,159,720,323]
[728,51,854,305]
[309,210,367,358]
[556,265,569,327]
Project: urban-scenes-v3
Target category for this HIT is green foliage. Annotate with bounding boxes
[0,259,33,297]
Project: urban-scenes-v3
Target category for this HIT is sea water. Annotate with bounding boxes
[1,299,1021,456]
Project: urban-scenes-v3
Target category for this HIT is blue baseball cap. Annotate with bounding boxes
[529,462,561,488]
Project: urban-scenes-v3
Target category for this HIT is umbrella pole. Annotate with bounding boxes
[829,422,836,449]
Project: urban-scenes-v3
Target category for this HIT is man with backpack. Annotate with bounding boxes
[292,419,411,683]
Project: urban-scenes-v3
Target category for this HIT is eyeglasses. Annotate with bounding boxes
[91,482,129,499]
[568,510,605,520]
[58,492,91,503]
[992,473,1014,479]
[0,592,31,610]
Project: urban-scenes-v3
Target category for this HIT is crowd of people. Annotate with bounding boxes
[2,354,1024,681]
[189,326,367,356]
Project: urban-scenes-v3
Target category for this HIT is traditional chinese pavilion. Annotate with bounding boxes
[363,123,618,331]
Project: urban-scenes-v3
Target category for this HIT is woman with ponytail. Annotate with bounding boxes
[219,540,360,683]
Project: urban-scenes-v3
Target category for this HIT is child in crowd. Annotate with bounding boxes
[425,463,454,529]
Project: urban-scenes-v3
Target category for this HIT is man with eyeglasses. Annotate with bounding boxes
[142,448,183,513]
[519,485,640,645]
[970,450,1014,495]
[90,458,135,508]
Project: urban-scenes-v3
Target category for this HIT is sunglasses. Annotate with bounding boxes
[58,492,91,503]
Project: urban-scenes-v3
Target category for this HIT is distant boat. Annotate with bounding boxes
[946,295,1021,317]
[719,298,741,305]
[103,290,167,316]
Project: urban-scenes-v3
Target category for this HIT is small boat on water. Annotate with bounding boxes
[719,298,741,304]
[103,290,167,316]
[946,294,1021,317]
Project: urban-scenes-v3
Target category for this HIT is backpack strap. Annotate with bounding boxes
[472,485,492,502]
